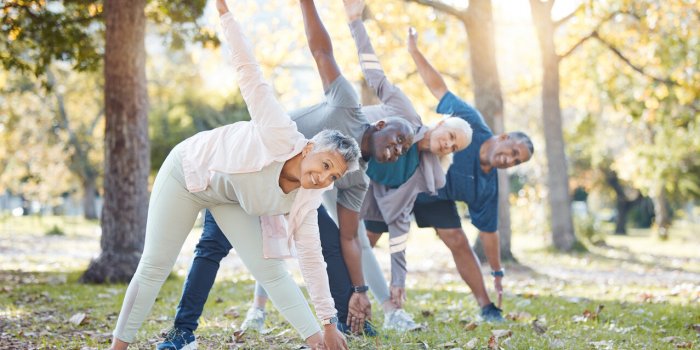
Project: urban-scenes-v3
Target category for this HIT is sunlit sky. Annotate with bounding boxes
[150,0,584,111]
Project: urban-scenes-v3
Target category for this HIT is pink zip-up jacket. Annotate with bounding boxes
[178,12,335,322]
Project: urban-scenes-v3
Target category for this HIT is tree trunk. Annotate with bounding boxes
[464,0,514,261]
[653,184,671,239]
[81,0,150,283]
[530,0,577,251]
[605,170,641,235]
[82,175,98,220]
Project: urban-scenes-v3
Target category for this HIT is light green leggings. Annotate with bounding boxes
[113,148,319,343]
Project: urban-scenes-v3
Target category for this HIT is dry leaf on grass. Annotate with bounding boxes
[506,311,532,321]
[421,310,434,317]
[487,335,499,350]
[690,324,700,334]
[224,306,240,318]
[661,336,680,343]
[675,342,693,349]
[463,322,478,331]
[532,318,547,335]
[491,329,512,339]
[436,341,458,348]
[574,304,604,322]
[464,338,478,350]
[232,329,246,343]
[69,312,87,326]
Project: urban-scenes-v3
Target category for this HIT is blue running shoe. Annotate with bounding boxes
[156,327,197,350]
[480,303,505,323]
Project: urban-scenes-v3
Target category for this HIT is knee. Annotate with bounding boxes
[249,260,290,285]
[194,237,231,262]
[438,228,469,250]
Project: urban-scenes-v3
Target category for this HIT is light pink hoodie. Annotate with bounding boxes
[178,12,335,322]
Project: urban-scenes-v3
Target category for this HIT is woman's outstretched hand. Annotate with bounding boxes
[216,0,229,15]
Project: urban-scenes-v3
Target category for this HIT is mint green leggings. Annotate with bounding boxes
[113,147,319,343]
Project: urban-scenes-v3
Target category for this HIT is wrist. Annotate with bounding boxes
[321,315,338,326]
[351,285,369,293]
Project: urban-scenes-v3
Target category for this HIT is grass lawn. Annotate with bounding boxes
[1,215,699,349]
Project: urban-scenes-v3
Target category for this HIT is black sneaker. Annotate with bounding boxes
[480,303,505,323]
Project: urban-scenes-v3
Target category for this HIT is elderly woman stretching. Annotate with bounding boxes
[108,1,359,349]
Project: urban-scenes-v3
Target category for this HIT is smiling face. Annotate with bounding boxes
[369,118,415,163]
[299,148,349,189]
[488,134,532,169]
[428,122,471,156]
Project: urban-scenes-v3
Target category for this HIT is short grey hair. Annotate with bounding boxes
[508,131,534,156]
[309,129,361,174]
[432,116,473,149]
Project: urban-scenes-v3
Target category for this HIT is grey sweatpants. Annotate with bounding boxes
[113,147,319,343]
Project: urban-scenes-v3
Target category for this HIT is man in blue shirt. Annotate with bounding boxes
[365,27,534,322]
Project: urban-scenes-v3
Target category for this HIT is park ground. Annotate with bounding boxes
[0,215,699,349]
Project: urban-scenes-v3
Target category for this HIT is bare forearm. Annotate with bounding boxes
[408,47,447,100]
[300,0,333,57]
[338,205,365,286]
[479,231,502,271]
[299,0,340,88]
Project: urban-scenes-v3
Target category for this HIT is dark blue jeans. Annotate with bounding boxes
[174,206,352,332]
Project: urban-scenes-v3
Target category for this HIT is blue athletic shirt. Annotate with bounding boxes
[416,91,499,232]
[366,143,420,188]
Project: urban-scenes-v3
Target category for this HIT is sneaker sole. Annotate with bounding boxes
[155,340,197,350]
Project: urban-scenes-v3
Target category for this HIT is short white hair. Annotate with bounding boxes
[435,116,473,148]
[309,129,361,174]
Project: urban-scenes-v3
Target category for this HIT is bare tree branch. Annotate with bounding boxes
[558,30,598,59]
[554,3,584,28]
[558,10,640,60]
[404,0,467,21]
[594,34,678,86]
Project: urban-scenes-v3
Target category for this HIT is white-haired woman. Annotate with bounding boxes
[108,2,358,349]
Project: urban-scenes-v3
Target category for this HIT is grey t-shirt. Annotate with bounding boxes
[290,76,369,212]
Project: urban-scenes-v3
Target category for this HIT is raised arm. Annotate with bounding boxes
[218,0,294,129]
[300,0,341,90]
[407,27,448,100]
[345,0,421,126]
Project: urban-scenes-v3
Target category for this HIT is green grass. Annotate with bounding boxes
[1,215,699,349]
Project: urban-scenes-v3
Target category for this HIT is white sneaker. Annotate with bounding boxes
[241,307,266,332]
[383,309,423,332]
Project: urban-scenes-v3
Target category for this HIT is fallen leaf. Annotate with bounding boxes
[69,312,87,326]
[506,311,532,321]
[491,329,512,339]
[487,335,498,350]
[691,324,700,334]
[465,338,478,350]
[463,322,478,331]
[215,297,224,303]
[224,307,240,318]
[661,336,680,343]
[532,318,547,335]
[232,330,246,343]
[436,341,457,348]
[421,310,434,317]
[675,342,693,349]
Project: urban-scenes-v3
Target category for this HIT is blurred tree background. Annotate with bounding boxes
[1,0,698,282]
